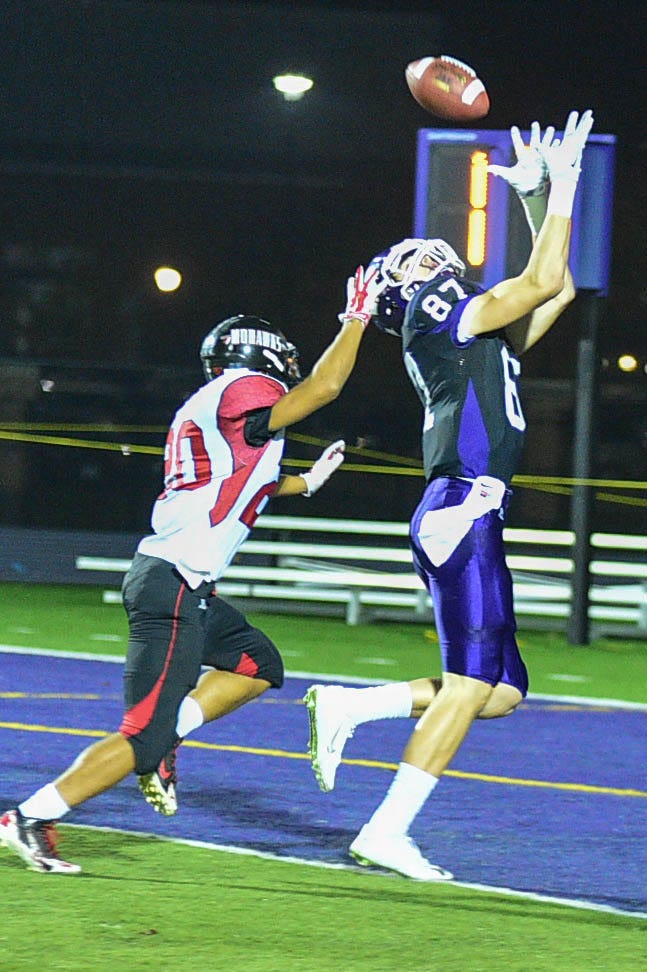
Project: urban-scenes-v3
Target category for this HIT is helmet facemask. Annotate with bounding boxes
[282,340,301,387]
[380,238,466,298]
[369,238,466,335]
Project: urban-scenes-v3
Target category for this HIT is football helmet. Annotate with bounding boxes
[369,238,466,336]
[200,315,301,386]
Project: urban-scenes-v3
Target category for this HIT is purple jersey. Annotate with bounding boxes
[402,272,526,485]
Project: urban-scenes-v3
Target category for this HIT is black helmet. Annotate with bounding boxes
[200,315,301,386]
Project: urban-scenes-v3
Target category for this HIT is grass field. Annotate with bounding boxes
[1,582,645,970]
[1,582,647,702]
[5,830,645,972]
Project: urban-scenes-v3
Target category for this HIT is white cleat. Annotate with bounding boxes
[349,825,453,882]
[303,684,356,792]
[138,770,178,817]
[0,809,81,874]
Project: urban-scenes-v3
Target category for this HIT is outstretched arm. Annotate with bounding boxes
[488,119,578,354]
[461,109,592,339]
[488,119,554,238]
[268,266,383,431]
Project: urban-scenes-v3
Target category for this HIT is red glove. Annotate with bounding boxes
[338,266,384,329]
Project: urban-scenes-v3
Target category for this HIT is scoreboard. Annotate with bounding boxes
[413,129,616,294]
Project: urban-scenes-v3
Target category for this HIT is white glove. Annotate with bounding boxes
[301,440,346,496]
[542,109,594,217]
[338,265,385,328]
[488,121,556,197]
[541,109,594,183]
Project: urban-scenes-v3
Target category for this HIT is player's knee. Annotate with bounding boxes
[478,682,524,719]
[247,631,284,689]
[409,676,442,715]
[443,673,493,713]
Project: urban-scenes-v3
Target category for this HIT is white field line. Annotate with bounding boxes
[1,644,646,711]
[65,822,647,921]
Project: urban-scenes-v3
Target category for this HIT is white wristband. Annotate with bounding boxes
[546,178,577,218]
[301,471,316,497]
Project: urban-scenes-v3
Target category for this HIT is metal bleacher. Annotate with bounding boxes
[75,515,647,637]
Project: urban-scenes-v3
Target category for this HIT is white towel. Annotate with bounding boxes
[417,476,505,567]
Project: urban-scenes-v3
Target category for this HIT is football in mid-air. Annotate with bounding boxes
[405,55,490,121]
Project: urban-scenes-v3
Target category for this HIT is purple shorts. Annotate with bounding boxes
[410,477,528,695]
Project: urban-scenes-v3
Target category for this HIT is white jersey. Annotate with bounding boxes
[138,368,286,588]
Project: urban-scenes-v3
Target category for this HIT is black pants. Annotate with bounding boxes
[119,553,283,774]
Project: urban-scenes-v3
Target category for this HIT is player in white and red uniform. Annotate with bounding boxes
[140,368,289,585]
[1,268,384,873]
[124,325,317,813]
[123,347,298,809]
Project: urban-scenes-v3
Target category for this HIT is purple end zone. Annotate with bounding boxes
[1,650,645,914]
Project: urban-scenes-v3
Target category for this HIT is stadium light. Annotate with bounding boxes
[617,353,638,372]
[273,73,314,101]
[154,266,182,293]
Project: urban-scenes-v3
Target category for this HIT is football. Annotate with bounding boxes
[405,55,490,121]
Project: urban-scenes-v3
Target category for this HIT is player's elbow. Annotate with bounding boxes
[298,373,344,411]
[527,265,566,302]
[313,375,344,404]
[559,273,577,307]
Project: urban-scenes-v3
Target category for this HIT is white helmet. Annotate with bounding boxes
[368,238,466,335]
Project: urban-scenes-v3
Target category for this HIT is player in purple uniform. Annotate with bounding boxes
[0,268,383,873]
[304,109,594,881]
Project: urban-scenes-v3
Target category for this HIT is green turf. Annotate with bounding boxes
[1,582,645,703]
[2,830,644,972]
[1,581,645,968]
[251,612,647,703]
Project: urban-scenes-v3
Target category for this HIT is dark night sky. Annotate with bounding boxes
[0,0,645,530]
[1,0,645,362]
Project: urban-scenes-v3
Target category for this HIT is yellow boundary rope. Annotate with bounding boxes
[0,424,645,504]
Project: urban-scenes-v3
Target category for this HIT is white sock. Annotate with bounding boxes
[175,696,204,738]
[342,682,413,725]
[366,761,438,836]
[19,783,70,821]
